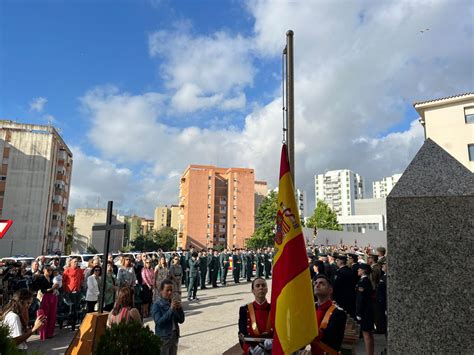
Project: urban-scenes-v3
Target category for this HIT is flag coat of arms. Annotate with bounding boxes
[271,144,318,354]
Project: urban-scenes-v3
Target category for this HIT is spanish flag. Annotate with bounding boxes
[271,144,318,354]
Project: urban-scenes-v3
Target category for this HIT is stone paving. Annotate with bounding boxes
[27,277,386,354]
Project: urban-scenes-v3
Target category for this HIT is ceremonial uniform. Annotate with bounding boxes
[187,258,199,300]
[245,252,253,282]
[256,252,264,278]
[238,300,273,354]
[310,300,347,355]
[264,252,272,279]
[220,252,230,285]
[333,265,355,317]
[356,274,375,332]
[232,254,241,283]
[210,254,219,287]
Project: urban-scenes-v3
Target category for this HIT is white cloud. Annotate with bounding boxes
[29,97,47,112]
[149,29,253,113]
[71,0,472,216]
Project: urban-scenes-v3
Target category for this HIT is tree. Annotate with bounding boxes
[131,232,158,252]
[153,227,177,251]
[306,200,342,231]
[246,191,278,248]
[65,215,75,255]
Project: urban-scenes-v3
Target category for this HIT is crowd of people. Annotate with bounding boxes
[0,243,386,354]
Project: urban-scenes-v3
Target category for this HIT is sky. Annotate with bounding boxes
[1,0,473,218]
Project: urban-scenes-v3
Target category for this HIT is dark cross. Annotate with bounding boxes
[92,201,126,313]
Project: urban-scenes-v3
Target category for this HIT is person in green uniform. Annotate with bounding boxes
[199,250,208,290]
[187,252,199,301]
[232,250,241,284]
[220,249,230,285]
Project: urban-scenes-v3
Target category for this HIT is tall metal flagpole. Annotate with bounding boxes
[285,30,295,185]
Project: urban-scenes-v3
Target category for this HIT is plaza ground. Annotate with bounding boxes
[28,278,386,354]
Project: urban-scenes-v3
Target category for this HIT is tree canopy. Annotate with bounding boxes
[246,190,278,249]
[306,200,342,232]
[130,227,177,251]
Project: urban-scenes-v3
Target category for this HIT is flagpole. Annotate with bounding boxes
[286,30,295,185]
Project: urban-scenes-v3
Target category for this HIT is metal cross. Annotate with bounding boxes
[92,200,126,313]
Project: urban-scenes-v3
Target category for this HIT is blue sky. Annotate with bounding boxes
[1,0,473,217]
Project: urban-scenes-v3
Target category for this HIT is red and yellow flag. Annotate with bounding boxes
[271,144,318,354]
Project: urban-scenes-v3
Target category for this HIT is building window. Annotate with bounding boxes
[469,144,474,161]
[0,176,6,181]
[465,107,474,124]
[2,158,8,165]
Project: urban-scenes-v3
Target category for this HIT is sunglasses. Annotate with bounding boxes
[94,269,101,272]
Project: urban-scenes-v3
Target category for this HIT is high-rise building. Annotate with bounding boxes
[154,206,171,230]
[141,219,154,234]
[315,169,364,217]
[296,189,307,221]
[254,180,268,214]
[73,208,124,253]
[0,121,73,257]
[373,173,402,198]
[170,205,180,230]
[178,165,255,249]
[414,92,474,172]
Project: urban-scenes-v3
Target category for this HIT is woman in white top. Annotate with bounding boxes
[85,266,101,313]
[0,289,46,350]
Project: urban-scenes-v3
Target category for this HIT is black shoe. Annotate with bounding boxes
[193,297,199,301]
[213,285,219,288]
[187,297,192,301]
[201,286,207,289]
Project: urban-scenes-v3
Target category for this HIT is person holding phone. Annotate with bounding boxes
[0,289,46,350]
[152,279,185,355]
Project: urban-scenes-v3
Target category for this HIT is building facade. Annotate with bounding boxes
[254,180,268,216]
[373,174,402,198]
[178,165,255,249]
[0,121,73,257]
[73,208,124,253]
[154,206,171,231]
[414,92,474,172]
[170,205,180,230]
[315,169,364,217]
[296,189,307,221]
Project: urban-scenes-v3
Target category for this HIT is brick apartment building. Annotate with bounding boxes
[177,165,256,249]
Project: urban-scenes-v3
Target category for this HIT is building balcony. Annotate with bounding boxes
[52,203,62,212]
[56,173,68,183]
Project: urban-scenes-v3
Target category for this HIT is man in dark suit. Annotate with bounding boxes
[220,249,230,285]
[264,249,272,279]
[245,250,254,282]
[232,250,241,284]
[210,250,220,287]
[310,274,347,354]
[256,249,264,278]
[332,255,355,317]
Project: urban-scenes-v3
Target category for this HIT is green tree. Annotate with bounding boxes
[306,200,342,231]
[65,215,75,255]
[246,190,278,248]
[152,227,177,251]
[131,232,158,252]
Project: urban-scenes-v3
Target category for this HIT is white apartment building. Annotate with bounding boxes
[154,206,171,230]
[373,173,402,198]
[0,121,73,257]
[414,92,474,172]
[296,189,307,221]
[315,170,364,217]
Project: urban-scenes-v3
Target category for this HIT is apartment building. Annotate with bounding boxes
[415,92,474,172]
[373,174,402,198]
[178,165,255,249]
[315,169,364,217]
[73,208,124,253]
[154,206,171,230]
[0,121,73,257]
[170,205,180,230]
[254,180,268,215]
[296,189,307,221]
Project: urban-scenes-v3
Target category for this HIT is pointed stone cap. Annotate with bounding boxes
[388,138,474,198]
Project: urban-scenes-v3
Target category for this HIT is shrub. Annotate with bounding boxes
[94,321,161,355]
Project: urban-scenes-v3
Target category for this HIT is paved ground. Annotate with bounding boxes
[27,277,386,354]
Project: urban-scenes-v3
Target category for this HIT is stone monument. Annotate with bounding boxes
[386,138,474,353]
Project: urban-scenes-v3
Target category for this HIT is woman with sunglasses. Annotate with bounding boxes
[168,254,183,302]
[117,255,137,289]
[85,266,102,313]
